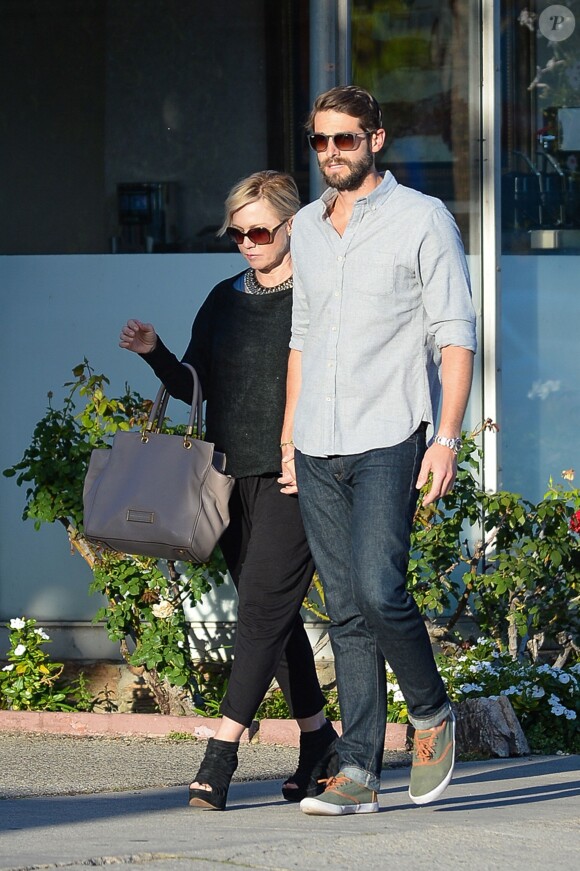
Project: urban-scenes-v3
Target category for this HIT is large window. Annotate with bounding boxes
[501,0,580,254]
[351,0,482,256]
[350,0,483,449]
[500,1,580,499]
[0,0,309,254]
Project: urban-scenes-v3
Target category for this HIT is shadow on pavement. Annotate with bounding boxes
[1,757,578,834]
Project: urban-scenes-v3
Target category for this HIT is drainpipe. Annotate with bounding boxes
[481,0,501,493]
[309,0,351,200]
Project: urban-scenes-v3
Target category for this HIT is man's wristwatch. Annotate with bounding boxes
[433,435,463,455]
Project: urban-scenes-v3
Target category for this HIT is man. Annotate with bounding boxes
[279,85,477,816]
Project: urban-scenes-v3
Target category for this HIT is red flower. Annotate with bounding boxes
[570,510,580,533]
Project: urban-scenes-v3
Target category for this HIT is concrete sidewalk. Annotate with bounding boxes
[0,732,579,871]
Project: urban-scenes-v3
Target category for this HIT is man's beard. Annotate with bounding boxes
[319,150,374,192]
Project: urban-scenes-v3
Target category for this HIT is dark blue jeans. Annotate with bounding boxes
[295,431,450,790]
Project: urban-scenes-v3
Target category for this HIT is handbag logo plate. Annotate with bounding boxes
[126,509,155,524]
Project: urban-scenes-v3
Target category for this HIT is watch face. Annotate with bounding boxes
[435,435,461,453]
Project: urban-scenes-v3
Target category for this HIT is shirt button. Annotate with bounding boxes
[337,255,344,261]
[326,396,332,401]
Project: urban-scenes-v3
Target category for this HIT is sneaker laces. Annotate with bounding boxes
[318,774,349,789]
[414,729,437,763]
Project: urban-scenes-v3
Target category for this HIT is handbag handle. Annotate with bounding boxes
[142,362,204,445]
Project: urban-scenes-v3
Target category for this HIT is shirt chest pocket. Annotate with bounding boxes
[356,254,420,306]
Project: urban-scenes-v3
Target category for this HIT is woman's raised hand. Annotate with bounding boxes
[119,319,158,354]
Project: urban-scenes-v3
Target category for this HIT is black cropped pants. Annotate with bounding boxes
[217,474,325,728]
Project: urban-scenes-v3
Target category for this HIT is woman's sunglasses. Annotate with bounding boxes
[307,131,370,153]
[226,220,286,246]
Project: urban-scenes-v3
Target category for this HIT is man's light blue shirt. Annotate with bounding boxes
[290,171,477,457]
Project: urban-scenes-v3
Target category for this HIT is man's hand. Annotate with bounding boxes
[278,445,298,495]
[416,443,457,506]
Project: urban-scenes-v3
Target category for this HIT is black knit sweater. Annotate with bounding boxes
[141,272,293,478]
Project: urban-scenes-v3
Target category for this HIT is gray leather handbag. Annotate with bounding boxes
[83,363,234,563]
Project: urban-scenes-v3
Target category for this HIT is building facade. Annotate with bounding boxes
[1,1,579,658]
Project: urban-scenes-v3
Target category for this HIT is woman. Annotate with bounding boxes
[119,171,338,810]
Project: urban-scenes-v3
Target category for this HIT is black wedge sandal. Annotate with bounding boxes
[282,720,339,802]
[188,737,239,810]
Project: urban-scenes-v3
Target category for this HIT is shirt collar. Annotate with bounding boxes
[319,170,398,215]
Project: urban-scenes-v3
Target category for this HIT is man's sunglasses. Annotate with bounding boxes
[226,220,286,246]
[307,131,370,153]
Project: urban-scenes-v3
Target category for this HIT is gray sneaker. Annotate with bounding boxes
[408,712,456,805]
[300,773,379,816]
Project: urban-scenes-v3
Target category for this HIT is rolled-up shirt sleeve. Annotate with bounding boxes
[417,207,477,352]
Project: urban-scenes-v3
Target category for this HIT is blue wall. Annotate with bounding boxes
[500,256,580,501]
[0,253,244,625]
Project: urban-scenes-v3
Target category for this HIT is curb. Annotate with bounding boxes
[0,710,410,749]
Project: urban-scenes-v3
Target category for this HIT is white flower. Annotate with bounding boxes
[387,681,399,693]
[480,661,497,673]
[9,618,26,630]
[13,644,26,657]
[558,672,572,685]
[501,685,519,696]
[551,704,566,717]
[151,600,175,619]
[460,683,483,694]
[177,640,184,649]
[564,709,577,720]
[569,663,580,675]
[393,689,405,703]
[537,664,552,674]
[34,628,49,641]
[549,693,561,706]
[530,686,545,699]
[2,664,14,672]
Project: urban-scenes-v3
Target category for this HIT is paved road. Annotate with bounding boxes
[0,734,579,871]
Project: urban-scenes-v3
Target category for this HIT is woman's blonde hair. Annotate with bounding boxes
[218,170,301,236]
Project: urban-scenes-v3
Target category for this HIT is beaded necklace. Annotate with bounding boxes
[244,269,293,295]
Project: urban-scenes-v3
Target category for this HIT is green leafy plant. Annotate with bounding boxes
[3,362,147,532]
[254,686,341,722]
[409,421,580,658]
[3,361,225,714]
[0,617,95,711]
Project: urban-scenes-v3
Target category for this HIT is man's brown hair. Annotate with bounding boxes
[307,85,383,133]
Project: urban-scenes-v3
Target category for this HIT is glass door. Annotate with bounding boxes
[351,0,484,436]
[500,1,580,499]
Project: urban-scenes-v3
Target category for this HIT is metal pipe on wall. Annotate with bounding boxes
[309,0,351,200]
